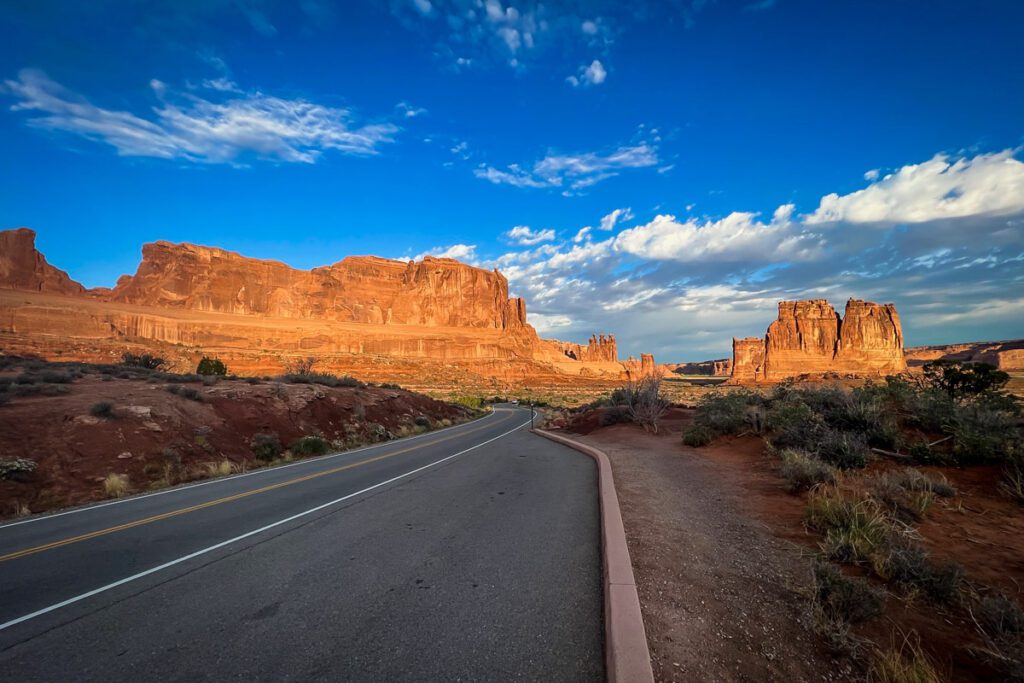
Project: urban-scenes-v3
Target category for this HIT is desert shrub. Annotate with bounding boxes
[1002,459,1024,505]
[923,359,1010,402]
[179,387,204,402]
[283,356,317,376]
[165,384,181,395]
[39,384,70,396]
[366,423,391,441]
[281,372,363,388]
[599,406,631,427]
[842,388,901,449]
[975,593,1024,680]
[103,473,130,498]
[90,401,116,418]
[946,404,1021,464]
[163,373,203,383]
[0,458,37,481]
[38,370,73,384]
[380,383,402,390]
[196,356,228,376]
[903,388,958,433]
[694,390,762,435]
[413,415,431,428]
[812,561,885,626]
[779,450,836,493]
[867,633,944,683]
[251,433,282,461]
[869,473,935,523]
[682,424,713,447]
[202,375,218,386]
[289,435,331,457]
[908,441,949,466]
[879,542,963,605]
[813,428,870,469]
[806,488,892,566]
[121,352,166,370]
[622,375,671,433]
[766,396,826,449]
[886,468,956,498]
[203,460,235,477]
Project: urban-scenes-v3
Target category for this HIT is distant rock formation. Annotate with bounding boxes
[623,353,657,380]
[556,334,618,363]
[905,339,1024,371]
[665,358,732,376]
[731,299,906,382]
[0,228,647,387]
[0,228,85,296]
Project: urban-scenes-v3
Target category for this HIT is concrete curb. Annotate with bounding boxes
[533,429,654,683]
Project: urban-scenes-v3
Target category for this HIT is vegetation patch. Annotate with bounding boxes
[289,435,331,457]
[779,449,836,493]
[250,433,283,462]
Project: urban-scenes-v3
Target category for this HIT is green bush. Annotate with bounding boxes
[813,428,869,469]
[975,593,1024,682]
[599,406,631,427]
[0,458,37,481]
[196,356,228,376]
[879,541,964,605]
[947,404,1021,464]
[453,395,483,409]
[766,396,826,450]
[682,424,713,447]
[779,450,836,493]
[923,360,1010,402]
[289,435,331,456]
[251,433,283,461]
[811,561,885,626]
[693,390,762,435]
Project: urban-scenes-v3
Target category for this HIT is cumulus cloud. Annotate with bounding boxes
[3,69,398,164]
[475,141,658,191]
[806,151,1024,225]
[480,148,1024,361]
[506,225,556,245]
[566,59,606,87]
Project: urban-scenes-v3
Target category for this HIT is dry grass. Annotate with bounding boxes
[102,473,130,498]
[867,632,945,683]
[203,459,235,477]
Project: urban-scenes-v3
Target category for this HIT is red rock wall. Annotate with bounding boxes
[0,228,85,296]
[731,298,907,382]
[556,334,618,363]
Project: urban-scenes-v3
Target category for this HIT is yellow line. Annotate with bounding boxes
[0,416,507,564]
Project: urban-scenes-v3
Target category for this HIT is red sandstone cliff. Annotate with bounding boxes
[0,228,645,386]
[905,339,1024,371]
[731,299,907,382]
[0,228,85,296]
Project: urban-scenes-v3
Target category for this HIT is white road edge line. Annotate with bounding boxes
[0,417,531,633]
[0,409,505,531]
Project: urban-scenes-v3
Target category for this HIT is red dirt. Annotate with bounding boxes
[561,407,1023,681]
[0,371,472,517]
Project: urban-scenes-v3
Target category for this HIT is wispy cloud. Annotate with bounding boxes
[3,69,399,165]
[475,141,658,191]
[411,243,478,261]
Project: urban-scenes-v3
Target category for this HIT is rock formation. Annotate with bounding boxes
[905,339,1024,371]
[555,334,618,363]
[623,353,657,380]
[665,358,732,376]
[0,228,85,296]
[730,299,907,382]
[0,228,654,388]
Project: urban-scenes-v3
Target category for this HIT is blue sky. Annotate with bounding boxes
[2,0,1023,361]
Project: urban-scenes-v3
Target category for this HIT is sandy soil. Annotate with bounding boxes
[566,409,854,682]
[560,405,1024,681]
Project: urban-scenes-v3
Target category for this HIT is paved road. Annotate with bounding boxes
[0,406,603,681]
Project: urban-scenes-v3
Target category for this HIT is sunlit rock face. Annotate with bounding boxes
[0,228,85,296]
[731,299,907,382]
[0,228,657,388]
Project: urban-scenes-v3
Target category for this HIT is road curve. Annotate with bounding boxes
[0,406,603,681]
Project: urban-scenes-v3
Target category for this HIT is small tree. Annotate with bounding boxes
[623,374,671,434]
[284,356,317,376]
[196,356,228,376]
[922,360,1010,402]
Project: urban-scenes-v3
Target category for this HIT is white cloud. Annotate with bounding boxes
[581,20,598,35]
[412,0,433,16]
[614,207,823,263]
[202,77,241,93]
[807,151,1024,225]
[411,243,477,261]
[863,168,879,181]
[396,101,428,118]
[506,225,556,245]
[567,59,606,87]
[573,226,592,243]
[4,69,398,164]
[476,141,658,191]
[599,207,634,231]
[528,312,574,333]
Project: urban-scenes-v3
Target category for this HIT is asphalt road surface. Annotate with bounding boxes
[0,406,603,681]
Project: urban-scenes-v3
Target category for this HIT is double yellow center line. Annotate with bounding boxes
[0,415,507,564]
